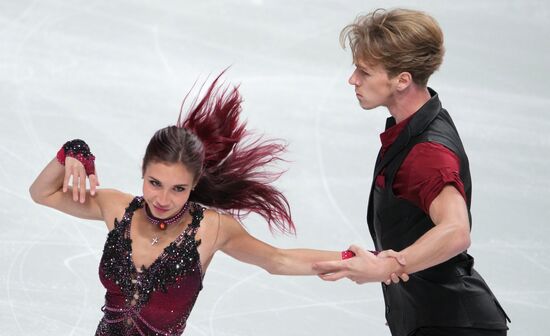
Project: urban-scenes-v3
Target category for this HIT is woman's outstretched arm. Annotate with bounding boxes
[29,143,131,229]
[212,212,339,275]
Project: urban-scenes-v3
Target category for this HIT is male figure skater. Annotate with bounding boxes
[314,8,510,336]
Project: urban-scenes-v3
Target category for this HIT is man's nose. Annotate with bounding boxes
[348,70,358,85]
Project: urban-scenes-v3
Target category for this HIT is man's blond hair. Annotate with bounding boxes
[341,8,445,86]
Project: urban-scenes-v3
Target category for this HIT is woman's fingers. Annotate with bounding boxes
[89,174,98,196]
[63,157,92,202]
[79,168,87,203]
[71,166,80,201]
[318,271,348,282]
[63,165,71,193]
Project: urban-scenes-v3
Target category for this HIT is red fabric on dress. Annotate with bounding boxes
[95,197,203,335]
[99,268,202,334]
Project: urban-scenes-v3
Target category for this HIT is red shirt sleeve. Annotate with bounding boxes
[392,142,466,214]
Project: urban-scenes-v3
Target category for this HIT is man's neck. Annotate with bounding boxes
[387,85,431,124]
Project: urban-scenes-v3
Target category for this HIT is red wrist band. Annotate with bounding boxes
[56,139,96,176]
[341,250,380,259]
[341,250,356,260]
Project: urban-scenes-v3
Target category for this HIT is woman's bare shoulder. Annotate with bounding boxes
[198,208,244,246]
[95,189,136,229]
[200,208,240,228]
[95,189,134,208]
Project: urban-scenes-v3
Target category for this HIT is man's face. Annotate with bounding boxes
[348,60,397,110]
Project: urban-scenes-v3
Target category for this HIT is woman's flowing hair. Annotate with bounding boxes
[176,71,294,234]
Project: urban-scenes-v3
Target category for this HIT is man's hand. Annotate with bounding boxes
[378,249,409,284]
[313,245,408,284]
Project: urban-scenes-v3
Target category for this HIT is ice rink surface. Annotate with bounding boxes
[1,0,549,335]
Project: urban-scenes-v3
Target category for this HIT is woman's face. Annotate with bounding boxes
[142,161,195,219]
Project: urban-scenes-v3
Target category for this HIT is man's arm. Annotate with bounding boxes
[379,185,470,274]
[313,185,470,283]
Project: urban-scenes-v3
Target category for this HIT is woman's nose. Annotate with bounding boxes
[158,190,170,206]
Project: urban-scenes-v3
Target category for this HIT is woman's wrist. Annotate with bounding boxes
[56,139,96,175]
[341,250,355,259]
[341,249,379,260]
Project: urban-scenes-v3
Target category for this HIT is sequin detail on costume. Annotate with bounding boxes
[95,196,204,336]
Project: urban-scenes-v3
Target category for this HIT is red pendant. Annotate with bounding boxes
[159,222,166,230]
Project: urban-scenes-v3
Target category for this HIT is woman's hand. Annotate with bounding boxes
[63,157,100,203]
[313,245,409,284]
[30,153,127,226]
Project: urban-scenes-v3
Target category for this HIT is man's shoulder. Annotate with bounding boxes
[407,142,460,168]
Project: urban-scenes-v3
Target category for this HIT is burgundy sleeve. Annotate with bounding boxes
[392,142,466,214]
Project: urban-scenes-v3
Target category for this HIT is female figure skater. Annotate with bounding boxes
[29,74,407,335]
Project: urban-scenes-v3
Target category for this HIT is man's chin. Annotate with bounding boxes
[359,102,376,110]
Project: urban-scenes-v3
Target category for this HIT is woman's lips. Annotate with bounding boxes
[153,204,169,213]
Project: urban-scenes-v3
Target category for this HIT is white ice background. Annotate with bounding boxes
[1,0,549,335]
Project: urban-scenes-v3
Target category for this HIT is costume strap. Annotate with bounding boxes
[115,196,143,232]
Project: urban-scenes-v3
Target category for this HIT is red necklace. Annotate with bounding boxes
[144,202,189,231]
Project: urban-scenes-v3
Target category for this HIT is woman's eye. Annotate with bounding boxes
[149,180,160,187]
[174,186,185,192]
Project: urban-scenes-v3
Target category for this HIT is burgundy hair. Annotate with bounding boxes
[144,71,294,234]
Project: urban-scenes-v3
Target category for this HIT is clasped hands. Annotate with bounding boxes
[313,245,409,285]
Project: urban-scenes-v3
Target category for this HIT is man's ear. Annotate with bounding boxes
[396,72,413,91]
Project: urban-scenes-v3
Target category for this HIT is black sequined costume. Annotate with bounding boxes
[95,196,203,335]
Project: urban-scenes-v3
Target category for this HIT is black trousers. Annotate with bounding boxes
[412,327,507,336]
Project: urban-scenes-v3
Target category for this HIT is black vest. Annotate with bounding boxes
[367,89,509,336]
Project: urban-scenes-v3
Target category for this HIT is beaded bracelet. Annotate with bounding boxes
[56,139,96,176]
[341,249,380,259]
[341,250,355,260]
